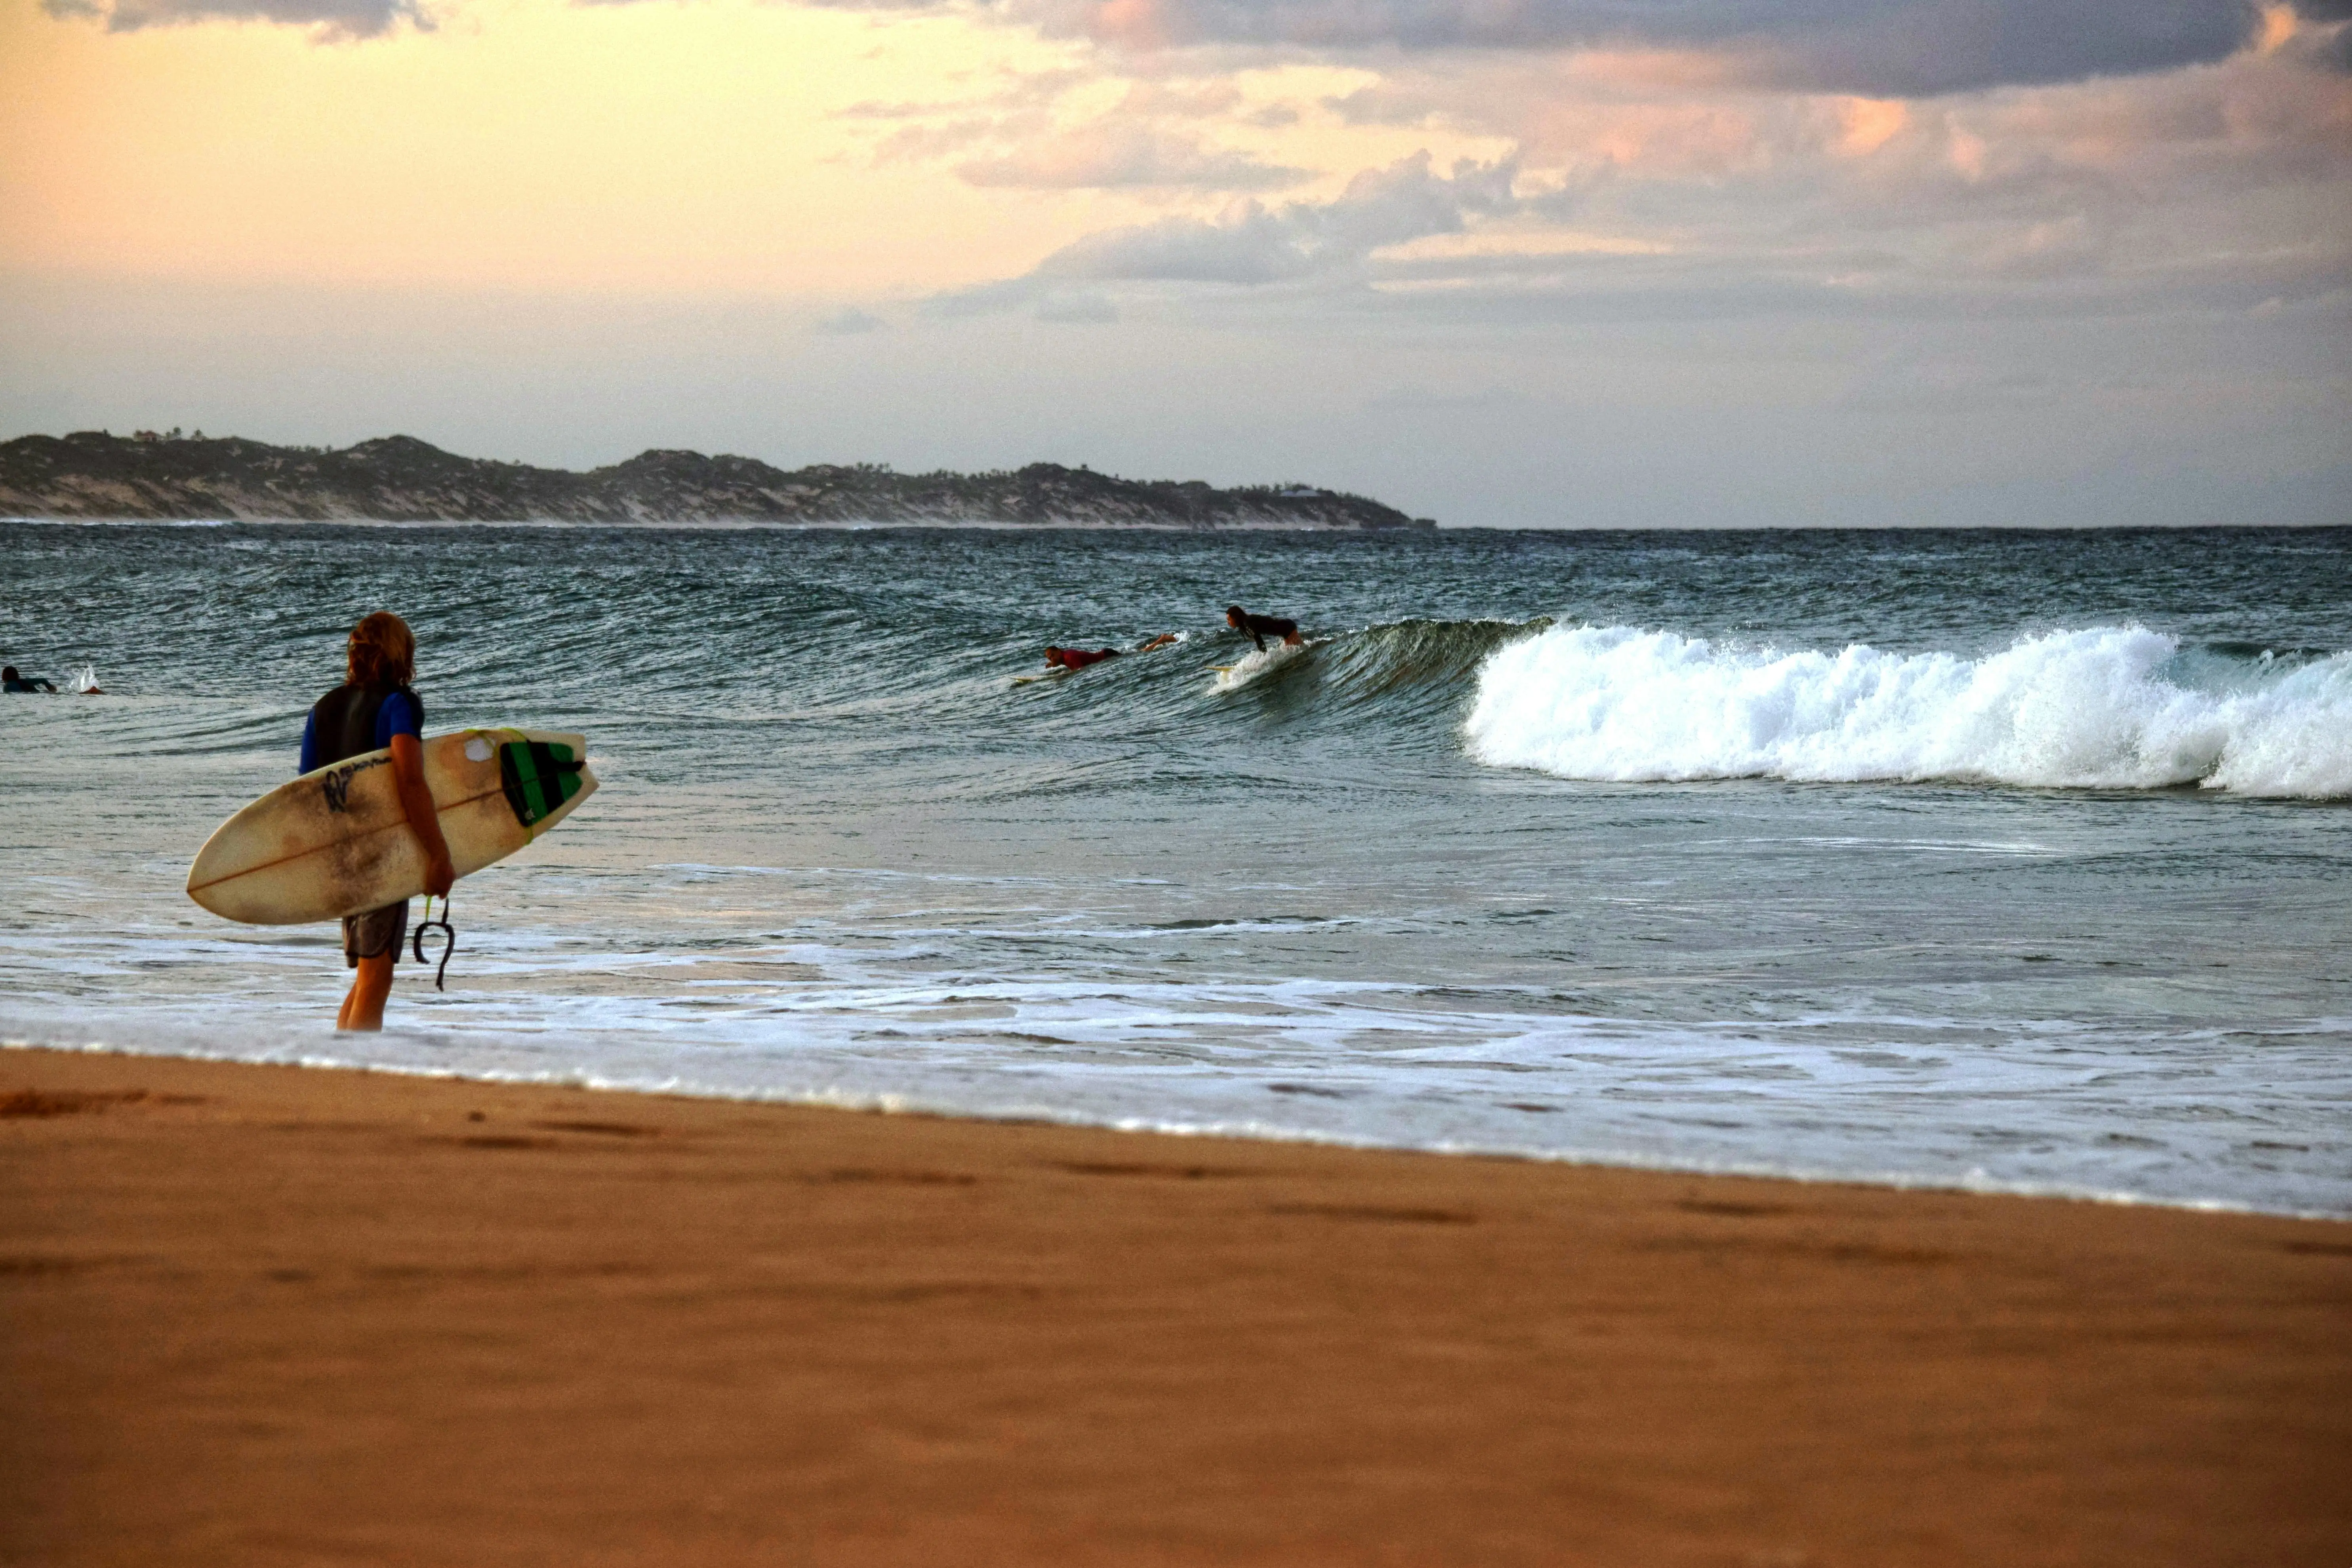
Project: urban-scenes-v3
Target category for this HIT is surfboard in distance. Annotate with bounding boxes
[186,729,597,926]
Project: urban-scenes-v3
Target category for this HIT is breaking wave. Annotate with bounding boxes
[1464,625,2352,798]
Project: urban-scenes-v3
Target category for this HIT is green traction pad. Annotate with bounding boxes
[500,738,585,829]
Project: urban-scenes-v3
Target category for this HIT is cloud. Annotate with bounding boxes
[2286,1,2352,68]
[930,151,1517,313]
[1285,15,2352,206]
[1046,150,1513,279]
[40,0,2279,99]
[837,68,1093,123]
[845,74,1303,191]
[911,0,2266,96]
[907,24,2352,337]
[955,123,1306,187]
[42,0,425,37]
[1034,291,1121,321]
[814,307,890,334]
[871,118,1021,165]
[1116,78,1246,117]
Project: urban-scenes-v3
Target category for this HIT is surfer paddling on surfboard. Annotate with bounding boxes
[300,612,454,1032]
[1226,606,1304,650]
[1043,633,1180,671]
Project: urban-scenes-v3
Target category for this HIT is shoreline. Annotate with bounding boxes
[6,1035,2333,1223]
[6,1044,2347,1564]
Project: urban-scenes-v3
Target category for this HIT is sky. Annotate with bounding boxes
[2,0,2347,525]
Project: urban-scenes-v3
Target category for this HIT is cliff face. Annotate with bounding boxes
[0,432,1435,530]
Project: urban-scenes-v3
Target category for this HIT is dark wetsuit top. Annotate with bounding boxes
[1232,613,1298,652]
[301,684,424,774]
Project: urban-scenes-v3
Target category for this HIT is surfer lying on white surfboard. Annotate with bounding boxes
[1042,633,1180,671]
[1225,605,1303,650]
[301,612,454,1033]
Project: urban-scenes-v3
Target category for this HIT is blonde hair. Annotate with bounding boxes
[346,611,416,688]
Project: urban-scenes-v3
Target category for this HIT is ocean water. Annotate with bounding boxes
[4,520,2348,1216]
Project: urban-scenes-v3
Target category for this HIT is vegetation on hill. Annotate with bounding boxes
[0,432,1434,530]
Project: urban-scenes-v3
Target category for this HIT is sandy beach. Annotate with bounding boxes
[3,1044,2347,1566]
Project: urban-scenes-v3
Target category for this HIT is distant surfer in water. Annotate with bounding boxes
[301,612,454,1032]
[1043,633,1180,671]
[1226,606,1303,650]
[2,665,58,693]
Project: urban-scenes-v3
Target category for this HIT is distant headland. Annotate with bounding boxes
[0,431,1435,530]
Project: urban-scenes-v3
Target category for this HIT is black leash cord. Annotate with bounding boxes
[413,894,457,991]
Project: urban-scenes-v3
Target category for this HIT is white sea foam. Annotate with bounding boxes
[1464,625,2352,797]
[1212,640,1309,692]
[10,976,2350,1217]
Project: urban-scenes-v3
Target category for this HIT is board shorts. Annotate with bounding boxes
[343,900,409,968]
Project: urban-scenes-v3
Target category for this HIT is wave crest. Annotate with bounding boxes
[1312,617,1545,705]
[1464,625,2352,798]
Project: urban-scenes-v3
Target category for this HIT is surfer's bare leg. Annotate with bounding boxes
[328,738,449,1032]
[341,953,394,1032]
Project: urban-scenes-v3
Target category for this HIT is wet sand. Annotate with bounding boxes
[3,1044,2347,1566]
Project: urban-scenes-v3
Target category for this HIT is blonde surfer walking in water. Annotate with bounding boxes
[300,612,454,1031]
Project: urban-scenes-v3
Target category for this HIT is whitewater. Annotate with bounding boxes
[4,521,2348,1215]
[1466,624,2352,796]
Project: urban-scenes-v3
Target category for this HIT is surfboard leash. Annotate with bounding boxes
[413,894,457,992]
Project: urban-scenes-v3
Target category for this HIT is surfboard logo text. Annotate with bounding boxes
[320,756,385,815]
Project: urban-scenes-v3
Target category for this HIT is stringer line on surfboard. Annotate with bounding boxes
[184,779,509,894]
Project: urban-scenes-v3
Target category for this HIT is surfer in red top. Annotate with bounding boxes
[1043,633,1179,671]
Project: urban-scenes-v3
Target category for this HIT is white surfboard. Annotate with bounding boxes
[186,729,597,925]
[1212,641,1308,692]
